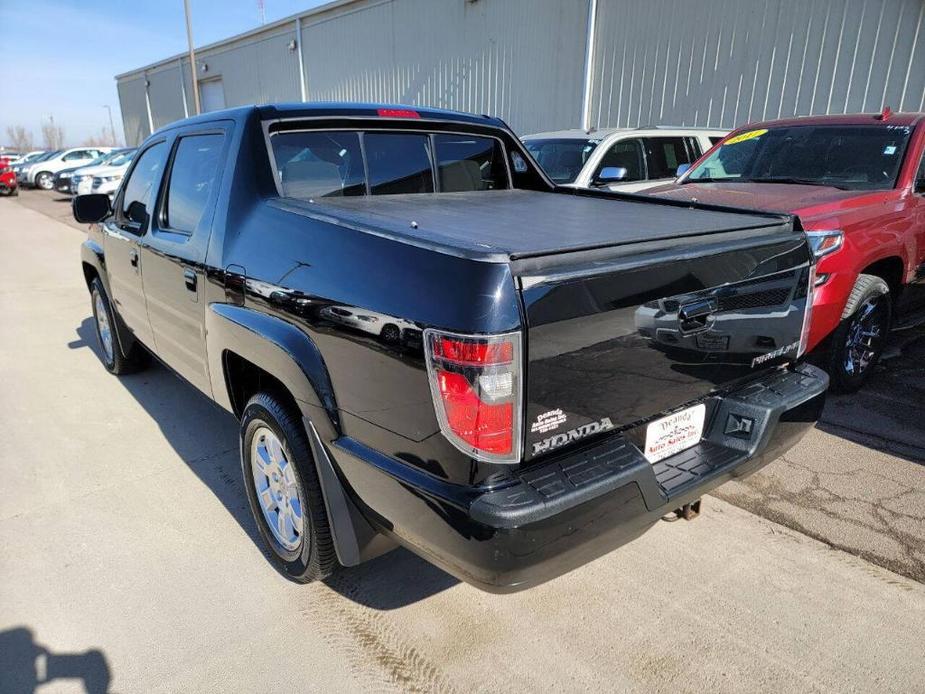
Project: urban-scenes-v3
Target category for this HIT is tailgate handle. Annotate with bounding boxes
[678,297,717,333]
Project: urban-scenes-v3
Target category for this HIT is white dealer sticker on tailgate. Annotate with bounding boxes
[643,404,706,464]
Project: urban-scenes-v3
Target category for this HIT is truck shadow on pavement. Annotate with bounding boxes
[816,324,925,464]
[0,627,111,694]
[69,318,458,609]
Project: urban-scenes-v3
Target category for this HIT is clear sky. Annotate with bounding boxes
[0,0,330,148]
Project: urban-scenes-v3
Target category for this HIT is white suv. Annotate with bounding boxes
[23,147,112,190]
[522,127,727,192]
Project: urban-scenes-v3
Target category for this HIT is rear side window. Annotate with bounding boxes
[646,137,694,179]
[365,133,434,195]
[121,142,168,227]
[272,131,365,198]
[434,134,507,191]
[164,134,225,233]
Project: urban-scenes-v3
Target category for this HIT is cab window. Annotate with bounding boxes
[272,131,365,199]
[269,129,510,199]
[433,134,507,192]
[364,133,434,195]
[120,142,168,229]
[163,134,225,234]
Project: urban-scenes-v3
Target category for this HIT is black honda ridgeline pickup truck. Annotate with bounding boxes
[73,103,827,592]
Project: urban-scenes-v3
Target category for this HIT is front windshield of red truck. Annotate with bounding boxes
[684,124,913,191]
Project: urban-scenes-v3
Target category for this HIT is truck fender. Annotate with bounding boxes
[206,303,340,438]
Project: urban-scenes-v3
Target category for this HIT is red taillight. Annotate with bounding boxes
[434,337,513,365]
[424,330,522,463]
[377,108,420,119]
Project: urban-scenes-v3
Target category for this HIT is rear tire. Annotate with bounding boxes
[89,278,147,375]
[826,274,891,393]
[241,392,338,583]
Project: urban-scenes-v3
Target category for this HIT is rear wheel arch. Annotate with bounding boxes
[223,351,301,421]
[209,305,340,439]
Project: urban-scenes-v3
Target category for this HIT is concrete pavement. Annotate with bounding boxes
[2,193,924,693]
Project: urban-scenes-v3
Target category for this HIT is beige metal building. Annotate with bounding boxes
[116,0,925,145]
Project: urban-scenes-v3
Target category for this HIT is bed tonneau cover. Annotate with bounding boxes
[270,189,793,262]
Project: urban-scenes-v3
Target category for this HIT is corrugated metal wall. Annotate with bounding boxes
[116,76,149,147]
[117,0,925,145]
[588,0,925,130]
[301,0,588,135]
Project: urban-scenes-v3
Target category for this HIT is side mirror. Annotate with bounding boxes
[676,163,692,177]
[127,200,148,226]
[595,166,628,184]
[72,194,111,223]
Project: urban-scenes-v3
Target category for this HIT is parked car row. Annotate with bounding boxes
[54,148,137,197]
[525,110,925,393]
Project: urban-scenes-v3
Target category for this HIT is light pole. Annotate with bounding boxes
[184,0,201,115]
[102,105,116,145]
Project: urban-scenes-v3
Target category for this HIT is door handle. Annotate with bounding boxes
[184,268,197,292]
[129,249,139,268]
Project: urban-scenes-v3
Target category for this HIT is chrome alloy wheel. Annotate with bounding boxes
[250,427,304,551]
[843,296,887,376]
[94,292,114,363]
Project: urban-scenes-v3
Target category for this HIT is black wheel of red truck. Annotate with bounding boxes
[240,392,338,583]
[89,278,147,375]
[826,274,891,394]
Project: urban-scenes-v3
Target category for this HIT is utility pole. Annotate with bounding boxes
[102,105,116,145]
[184,0,201,115]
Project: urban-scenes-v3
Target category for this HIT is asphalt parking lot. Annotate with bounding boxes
[2,190,924,692]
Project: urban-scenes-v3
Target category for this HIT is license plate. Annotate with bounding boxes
[643,403,706,463]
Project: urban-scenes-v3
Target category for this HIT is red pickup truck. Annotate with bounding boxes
[649,112,925,392]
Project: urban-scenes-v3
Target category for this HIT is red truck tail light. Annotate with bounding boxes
[424,329,522,463]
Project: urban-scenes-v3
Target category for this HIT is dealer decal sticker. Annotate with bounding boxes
[531,409,567,434]
[724,128,768,145]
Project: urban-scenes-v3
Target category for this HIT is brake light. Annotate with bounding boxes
[424,329,522,463]
[377,108,420,119]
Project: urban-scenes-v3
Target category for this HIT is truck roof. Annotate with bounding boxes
[150,102,507,137]
[272,189,790,262]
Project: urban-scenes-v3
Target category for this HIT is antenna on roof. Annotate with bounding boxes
[876,106,892,121]
[257,0,266,25]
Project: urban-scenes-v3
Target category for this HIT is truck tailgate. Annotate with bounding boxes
[516,226,813,461]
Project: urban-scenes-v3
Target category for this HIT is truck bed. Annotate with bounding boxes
[270,189,792,262]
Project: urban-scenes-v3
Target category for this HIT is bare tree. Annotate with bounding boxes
[5,125,34,152]
[41,119,65,150]
[82,126,119,147]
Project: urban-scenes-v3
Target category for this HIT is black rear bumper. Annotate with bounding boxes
[330,364,828,592]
